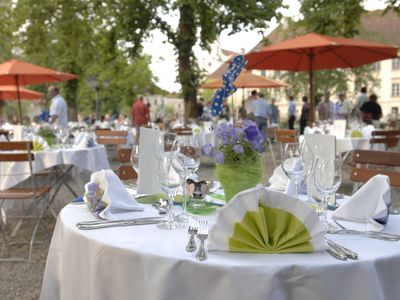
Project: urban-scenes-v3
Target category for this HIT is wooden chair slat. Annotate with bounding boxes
[352,150,400,166]
[351,168,400,187]
[96,138,127,145]
[0,141,33,151]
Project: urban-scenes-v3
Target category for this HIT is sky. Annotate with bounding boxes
[142,0,388,93]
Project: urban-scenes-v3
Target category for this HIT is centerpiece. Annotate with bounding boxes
[203,120,264,201]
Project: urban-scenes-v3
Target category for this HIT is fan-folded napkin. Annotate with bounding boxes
[208,186,326,253]
[332,174,390,231]
[84,169,144,219]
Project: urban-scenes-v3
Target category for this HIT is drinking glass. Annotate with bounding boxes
[54,126,69,148]
[281,143,307,198]
[314,155,342,227]
[157,155,185,230]
[174,137,201,223]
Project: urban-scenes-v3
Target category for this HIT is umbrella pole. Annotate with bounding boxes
[308,53,315,125]
[16,76,23,124]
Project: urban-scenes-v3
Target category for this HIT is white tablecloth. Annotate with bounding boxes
[40,201,400,300]
[0,145,110,191]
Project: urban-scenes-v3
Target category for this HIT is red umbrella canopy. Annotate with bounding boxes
[200,71,289,89]
[245,32,398,71]
[0,85,43,100]
[0,59,77,85]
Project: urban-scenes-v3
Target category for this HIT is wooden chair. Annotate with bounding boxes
[95,130,128,161]
[173,127,192,136]
[370,130,400,150]
[115,148,137,184]
[0,141,51,262]
[351,150,400,193]
[275,129,297,160]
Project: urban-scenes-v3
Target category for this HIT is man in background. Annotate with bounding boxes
[244,90,258,120]
[131,95,149,144]
[253,92,271,141]
[48,85,68,128]
[335,92,353,120]
[353,87,369,118]
[270,98,280,124]
[360,93,382,125]
[287,95,296,130]
[316,91,333,121]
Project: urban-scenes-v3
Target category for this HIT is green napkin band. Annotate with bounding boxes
[228,204,313,253]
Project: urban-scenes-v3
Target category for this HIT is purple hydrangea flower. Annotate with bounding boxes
[233,144,244,154]
[243,119,262,143]
[215,151,225,164]
[216,122,239,145]
[203,143,214,156]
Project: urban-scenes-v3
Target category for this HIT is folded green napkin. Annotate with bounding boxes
[208,187,326,253]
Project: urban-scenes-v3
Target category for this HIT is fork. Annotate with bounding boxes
[196,220,208,261]
[185,220,198,252]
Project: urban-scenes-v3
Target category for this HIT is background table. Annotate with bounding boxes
[0,145,110,191]
[40,202,400,300]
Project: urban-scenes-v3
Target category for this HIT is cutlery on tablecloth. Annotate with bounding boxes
[325,238,358,260]
[186,221,198,252]
[76,217,164,230]
[326,245,347,261]
[196,220,208,261]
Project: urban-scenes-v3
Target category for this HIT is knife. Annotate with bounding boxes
[76,218,163,230]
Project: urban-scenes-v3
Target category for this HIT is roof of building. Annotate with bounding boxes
[207,49,239,79]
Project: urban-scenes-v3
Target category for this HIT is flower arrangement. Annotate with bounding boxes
[203,119,265,164]
[203,120,264,201]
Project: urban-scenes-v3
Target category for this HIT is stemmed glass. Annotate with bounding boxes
[174,137,201,223]
[156,133,184,230]
[314,155,342,227]
[54,126,69,148]
[281,143,309,198]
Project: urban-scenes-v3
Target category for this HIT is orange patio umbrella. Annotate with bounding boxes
[245,33,398,122]
[0,85,43,100]
[0,59,78,123]
[200,70,289,90]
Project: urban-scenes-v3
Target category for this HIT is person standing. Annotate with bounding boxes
[352,87,369,118]
[244,90,258,120]
[316,91,334,121]
[299,96,310,135]
[197,97,205,118]
[287,95,296,130]
[48,86,68,128]
[253,92,271,141]
[360,93,382,125]
[220,99,230,121]
[131,96,149,143]
[270,98,280,125]
[335,92,353,120]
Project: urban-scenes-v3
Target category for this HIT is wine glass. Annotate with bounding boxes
[54,126,69,148]
[157,155,185,230]
[174,137,201,223]
[281,143,307,198]
[314,155,342,227]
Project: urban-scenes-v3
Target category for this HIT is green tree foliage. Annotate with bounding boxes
[1,0,163,120]
[104,0,283,122]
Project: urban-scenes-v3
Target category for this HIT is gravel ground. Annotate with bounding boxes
[0,145,354,300]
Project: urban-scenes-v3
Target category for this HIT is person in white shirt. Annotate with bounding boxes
[244,90,258,120]
[253,93,271,141]
[287,95,296,129]
[335,92,353,120]
[352,87,369,118]
[48,86,68,128]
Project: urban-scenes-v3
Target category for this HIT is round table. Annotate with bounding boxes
[40,202,400,300]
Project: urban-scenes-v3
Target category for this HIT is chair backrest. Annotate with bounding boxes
[95,130,128,145]
[275,129,297,144]
[266,127,278,140]
[370,130,400,149]
[351,150,400,187]
[115,148,137,181]
[173,127,192,136]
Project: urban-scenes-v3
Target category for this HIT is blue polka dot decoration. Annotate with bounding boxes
[210,55,246,116]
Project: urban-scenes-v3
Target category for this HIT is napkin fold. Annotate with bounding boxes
[332,174,390,231]
[73,132,96,149]
[84,169,144,220]
[31,134,50,151]
[208,186,326,253]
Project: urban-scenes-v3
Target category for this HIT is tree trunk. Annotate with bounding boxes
[177,3,198,125]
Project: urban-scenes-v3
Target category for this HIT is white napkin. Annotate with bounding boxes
[73,132,96,149]
[84,169,144,220]
[31,134,50,151]
[361,125,374,138]
[332,174,391,231]
[208,186,326,252]
[137,127,163,194]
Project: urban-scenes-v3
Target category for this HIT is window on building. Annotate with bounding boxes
[274,70,281,76]
[392,83,400,97]
[392,58,400,70]
[372,62,380,71]
[260,70,266,77]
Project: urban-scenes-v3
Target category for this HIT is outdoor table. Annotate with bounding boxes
[40,196,400,300]
[0,145,110,191]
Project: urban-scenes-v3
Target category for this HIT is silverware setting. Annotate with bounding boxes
[195,220,208,261]
[185,221,198,252]
[326,238,358,260]
[327,219,400,241]
[76,217,164,230]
